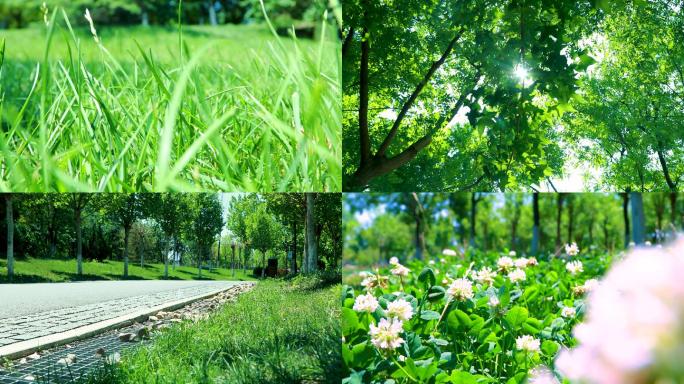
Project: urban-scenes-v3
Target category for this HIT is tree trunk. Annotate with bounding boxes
[567,197,574,244]
[306,193,317,273]
[164,237,170,279]
[555,194,564,252]
[76,208,83,276]
[469,193,478,248]
[407,193,425,260]
[5,195,14,281]
[531,193,540,256]
[231,244,236,277]
[198,245,203,278]
[141,11,149,26]
[207,1,218,26]
[292,221,298,274]
[622,192,630,248]
[123,227,130,278]
[261,251,266,278]
[669,192,678,231]
[630,192,646,245]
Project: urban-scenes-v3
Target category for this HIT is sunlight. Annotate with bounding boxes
[514,63,533,87]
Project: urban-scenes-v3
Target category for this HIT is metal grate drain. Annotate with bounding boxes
[0,324,145,384]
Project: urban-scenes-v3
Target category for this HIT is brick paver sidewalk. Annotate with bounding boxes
[0,283,236,348]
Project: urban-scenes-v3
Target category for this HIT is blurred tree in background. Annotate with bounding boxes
[0,0,330,29]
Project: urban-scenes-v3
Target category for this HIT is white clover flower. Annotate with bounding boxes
[509,268,526,283]
[441,278,450,285]
[473,267,497,285]
[353,293,378,313]
[561,306,576,318]
[391,263,410,277]
[389,256,399,265]
[565,242,580,256]
[369,318,404,350]
[573,278,599,295]
[359,271,371,278]
[509,250,517,257]
[566,261,584,275]
[515,257,529,269]
[527,257,538,266]
[645,241,652,246]
[386,298,414,321]
[556,237,684,384]
[516,335,540,353]
[488,295,500,307]
[84,9,100,43]
[442,249,457,257]
[429,260,436,265]
[447,278,474,301]
[497,256,515,272]
[360,276,376,290]
[440,258,446,264]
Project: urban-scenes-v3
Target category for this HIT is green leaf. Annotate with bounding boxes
[505,306,529,329]
[418,267,436,287]
[342,307,359,336]
[351,342,375,367]
[449,371,477,384]
[447,309,472,330]
[542,340,560,356]
[427,286,446,302]
[420,310,441,321]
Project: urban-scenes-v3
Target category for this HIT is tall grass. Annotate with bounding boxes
[83,280,341,383]
[0,7,341,192]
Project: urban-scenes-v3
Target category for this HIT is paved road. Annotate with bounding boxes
[0,280,240,319]
[0,281,243,350]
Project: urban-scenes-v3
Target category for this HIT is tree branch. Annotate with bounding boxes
[374,28,465,159]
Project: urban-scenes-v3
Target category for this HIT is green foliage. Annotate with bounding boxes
[342,0,682,191]
[341,248,611,382]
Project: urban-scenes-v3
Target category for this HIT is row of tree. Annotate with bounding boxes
[1,193,342,281]
[0,0,326,29]
[344,193,684,266]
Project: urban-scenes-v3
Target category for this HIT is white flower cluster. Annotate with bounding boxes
[386,298,414,321]
[369,318,404,350]
[556,237,684,383]
[353,293,378,313]
[442,248,458,257]
[497,256,514,272]
[565,260,583,275]
[508,268,526,283]
[564,242,580,256]
[572,278,599,295]
[389,257,410,277]
[516,335,540,353]
[447,278,474,301]
[472,267,497,285]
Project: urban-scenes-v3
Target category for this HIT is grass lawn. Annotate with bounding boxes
[0,18,341,192]
[84,278,341,384]
[0,257,256,283]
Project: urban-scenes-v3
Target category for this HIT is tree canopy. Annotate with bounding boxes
[342,0,684,192]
